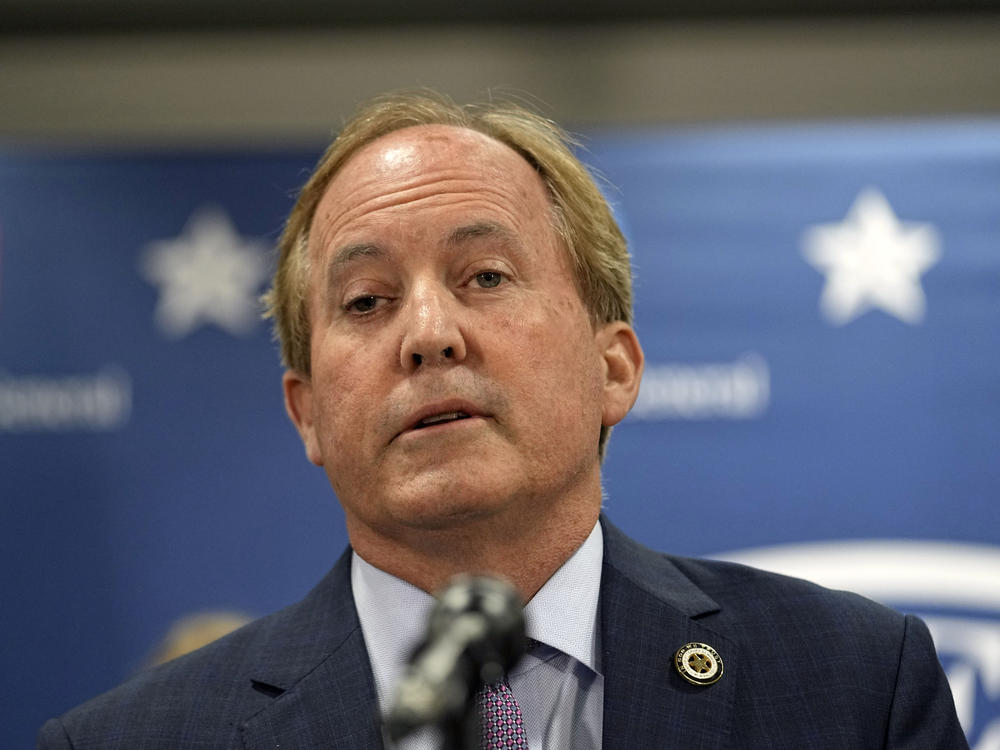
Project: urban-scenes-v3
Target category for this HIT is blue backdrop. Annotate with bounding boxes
[2,119,998,748]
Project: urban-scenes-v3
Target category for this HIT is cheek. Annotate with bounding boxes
[502,309,604,416]
[310,345,373,449]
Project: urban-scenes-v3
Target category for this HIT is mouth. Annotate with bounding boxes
[395,401,487,441]
[411,411,472,430]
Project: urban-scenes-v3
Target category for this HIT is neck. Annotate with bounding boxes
[345,496,601,602]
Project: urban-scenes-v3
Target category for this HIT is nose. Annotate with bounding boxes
[399,282,468,371]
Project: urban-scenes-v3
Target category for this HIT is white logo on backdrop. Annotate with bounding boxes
[629,352,769,420]
[801,188,940,326]
[716,540,1000,749]
[0,367,131,432]
[140,207,269,339]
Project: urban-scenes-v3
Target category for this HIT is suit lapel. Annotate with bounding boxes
[239,549,385,750]
[600,519,737,750]
[240,628,383,750]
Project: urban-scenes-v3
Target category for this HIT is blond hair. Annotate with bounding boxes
[263,89,634,455]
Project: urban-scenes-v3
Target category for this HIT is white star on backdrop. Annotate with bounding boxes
[140,207,270,338]
[801,188,941,326]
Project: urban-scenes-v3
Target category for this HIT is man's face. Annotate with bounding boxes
[284,125,638,541]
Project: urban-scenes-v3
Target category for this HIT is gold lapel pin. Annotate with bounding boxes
[674,642,724,686]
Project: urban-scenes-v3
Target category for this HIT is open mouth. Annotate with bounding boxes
[412,411,471,430]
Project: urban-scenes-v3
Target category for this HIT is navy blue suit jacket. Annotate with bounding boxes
[38,518,968,748]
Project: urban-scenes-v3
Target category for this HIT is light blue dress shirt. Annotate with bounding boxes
[351,521,605,749]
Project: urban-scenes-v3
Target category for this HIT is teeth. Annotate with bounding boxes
[418,411,468,427]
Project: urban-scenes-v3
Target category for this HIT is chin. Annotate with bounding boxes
[383,479,521,532]
[392,506,494,532]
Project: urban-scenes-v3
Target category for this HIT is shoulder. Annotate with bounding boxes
[38,550,361,749]
[45,600,321,744]
[602,515,905,635]
[670,552,907,631]
[38,614,277,749]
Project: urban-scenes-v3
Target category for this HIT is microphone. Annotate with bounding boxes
[384,574,527,743]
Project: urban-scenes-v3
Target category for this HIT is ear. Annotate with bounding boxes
[282,370,324,467]
[595,321,644,427]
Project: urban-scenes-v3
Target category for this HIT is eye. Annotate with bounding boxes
[474,271,504,289]
[345,295,380,314]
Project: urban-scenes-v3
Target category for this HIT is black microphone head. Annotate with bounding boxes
[385,574,527,741]
[429,574,527,684]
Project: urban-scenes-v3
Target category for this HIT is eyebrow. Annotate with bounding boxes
[330,242,383,269]
[324,242,383,300]
[446,221,519,248]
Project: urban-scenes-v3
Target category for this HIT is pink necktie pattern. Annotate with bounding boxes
[477,678,529,749]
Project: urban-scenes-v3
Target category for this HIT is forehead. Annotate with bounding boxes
[310,124,554,252]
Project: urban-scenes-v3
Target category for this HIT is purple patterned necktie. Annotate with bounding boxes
[477,677,529,749]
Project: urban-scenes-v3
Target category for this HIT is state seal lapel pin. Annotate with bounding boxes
[674,642,724,686]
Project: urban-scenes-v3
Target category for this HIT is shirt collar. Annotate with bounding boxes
[351,549,436,714]
[351,519,604,712]
[522,520,603,674]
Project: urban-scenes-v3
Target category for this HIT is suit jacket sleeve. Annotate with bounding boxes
[36,717,74,750]
[887,614,968,748]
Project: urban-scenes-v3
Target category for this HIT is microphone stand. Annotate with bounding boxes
[439,697,480,750]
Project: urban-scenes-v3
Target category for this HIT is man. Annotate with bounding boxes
[38,90,967,749]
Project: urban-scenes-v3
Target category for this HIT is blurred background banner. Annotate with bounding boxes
[589,122,1000,748]
[2,116,998,747]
